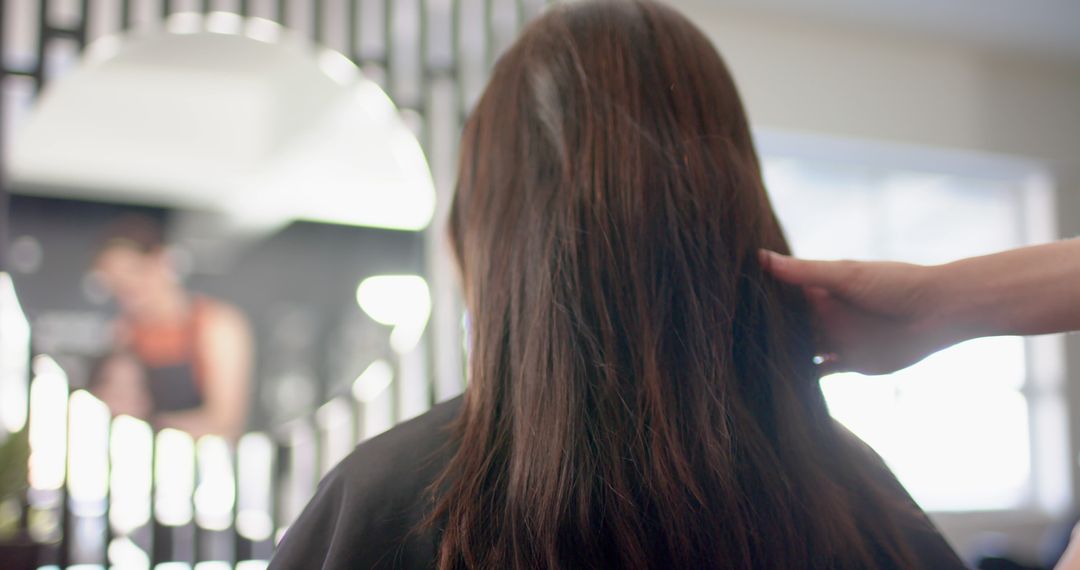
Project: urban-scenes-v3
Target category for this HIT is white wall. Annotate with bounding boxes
[673,1,1080,561]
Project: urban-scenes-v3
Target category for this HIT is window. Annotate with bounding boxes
[758,130,1068,513]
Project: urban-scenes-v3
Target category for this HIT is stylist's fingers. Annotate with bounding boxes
[759,250,852,292]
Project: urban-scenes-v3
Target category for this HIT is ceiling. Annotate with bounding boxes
[677,0,1080,63]
[10,28,436,233]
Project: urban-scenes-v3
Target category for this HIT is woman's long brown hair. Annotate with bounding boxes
[431,2,921,568]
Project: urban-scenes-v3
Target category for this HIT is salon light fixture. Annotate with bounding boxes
[109,415,153,534]
[107,536,151,568]
[28,356,68,491]
[356,275,432,354]
[352,360,394,404]
[236,432,275,542]
[154,429,195,526]
[194,435,236,531]
[0,274,30,434]
[66,390,110,515]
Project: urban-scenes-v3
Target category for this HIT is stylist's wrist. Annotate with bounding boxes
[920,260,984,351]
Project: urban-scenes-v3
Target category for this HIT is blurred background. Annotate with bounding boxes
[0,0,1078,568]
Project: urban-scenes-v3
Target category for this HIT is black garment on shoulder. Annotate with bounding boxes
[269,396,968,569]
[269,397,458,570]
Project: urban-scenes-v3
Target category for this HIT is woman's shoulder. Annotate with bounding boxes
[192,295,249,332]
[331,394,462,496]
[270,396,463,570]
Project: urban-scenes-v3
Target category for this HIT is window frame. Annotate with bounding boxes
[753,128,1070,523]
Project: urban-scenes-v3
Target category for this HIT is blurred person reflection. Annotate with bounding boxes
[90,215,252,439]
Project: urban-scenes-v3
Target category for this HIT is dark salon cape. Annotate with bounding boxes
[269,396,967,569]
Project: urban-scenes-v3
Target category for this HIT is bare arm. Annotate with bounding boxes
[934,239,1080,338]
[155,304,253,440]
[761,238,1080,375]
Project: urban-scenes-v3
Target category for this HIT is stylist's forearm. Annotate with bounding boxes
[934,239,1080,339]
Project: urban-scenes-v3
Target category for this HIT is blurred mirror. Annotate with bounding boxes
[6,15,436,440]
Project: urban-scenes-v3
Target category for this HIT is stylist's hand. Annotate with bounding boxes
[760,251,952,375]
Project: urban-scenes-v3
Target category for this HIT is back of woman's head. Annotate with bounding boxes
[437,2,919,568]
